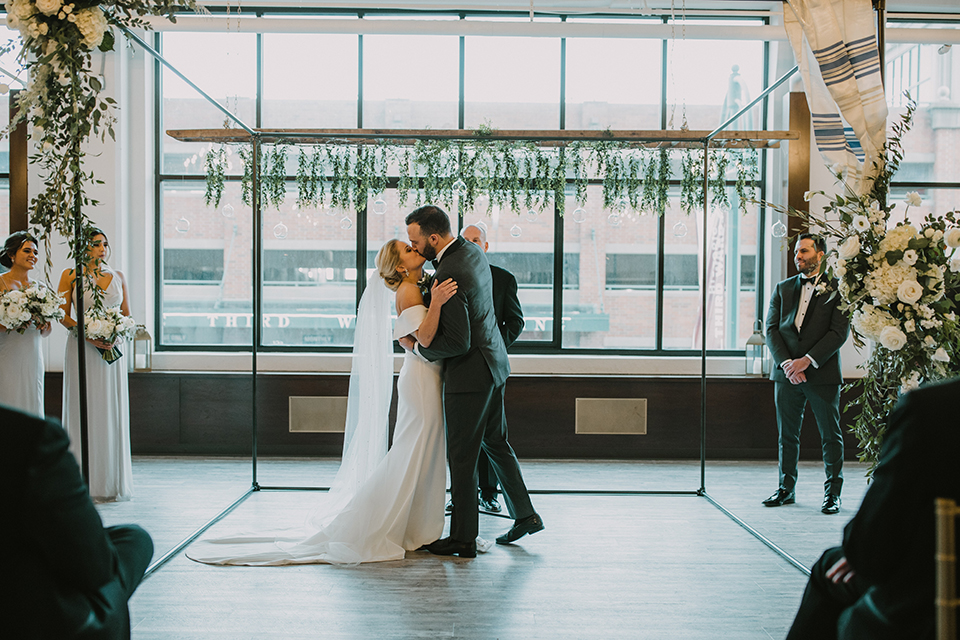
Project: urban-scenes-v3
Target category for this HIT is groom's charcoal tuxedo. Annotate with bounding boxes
[787,378,960,639]
[418,237,535,542]
[765,274,850,495]
[2,404,153,640]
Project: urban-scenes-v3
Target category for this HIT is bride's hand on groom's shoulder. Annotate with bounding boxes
[431,278,457,306]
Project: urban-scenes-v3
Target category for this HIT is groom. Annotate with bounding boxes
[401,205,543,558]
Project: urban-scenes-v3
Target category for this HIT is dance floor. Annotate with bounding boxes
[95,458,869,639]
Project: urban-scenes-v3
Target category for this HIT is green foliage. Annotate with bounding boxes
[203,136,760,221]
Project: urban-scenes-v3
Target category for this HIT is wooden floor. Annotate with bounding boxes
[95,458,870,639]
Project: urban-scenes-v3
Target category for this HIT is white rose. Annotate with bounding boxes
[905,191,922,207]
[86,318,105,338]
[879,326,908,351]
[35,0,61,16]
[902,249,918,266]
[897,280,923,304]
[945,228,960,248]
[838,235,860,260]
[933,347,951,363]
[852,215,870,233]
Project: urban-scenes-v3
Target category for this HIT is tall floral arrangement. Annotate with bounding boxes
[2,0,196,272]
[769,102,960,473]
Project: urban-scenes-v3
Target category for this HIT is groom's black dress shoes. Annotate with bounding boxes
[479,493,502,513]
[425,537,477,558]
[762,488,796,507]
[496,513,544,545]
[821,493,841,514]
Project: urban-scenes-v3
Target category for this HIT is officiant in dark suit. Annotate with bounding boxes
[402,206,542,557]
[3,403,153,639]
[786,377,960,639]
[763,233,850,514]
[461,224,525,514]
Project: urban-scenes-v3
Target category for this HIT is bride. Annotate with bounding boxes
[188,239,457,565]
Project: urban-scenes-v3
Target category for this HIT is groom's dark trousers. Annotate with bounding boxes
[786,378,960,639]
[765,274,849,496]
[2,404,154,639]
[419,237,535,542]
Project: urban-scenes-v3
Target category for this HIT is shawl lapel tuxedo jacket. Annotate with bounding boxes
[765,274,849,385]
[418,237,511,390]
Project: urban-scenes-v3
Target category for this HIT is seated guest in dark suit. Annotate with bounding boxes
[2,404,153,640]
[785,377,960,640]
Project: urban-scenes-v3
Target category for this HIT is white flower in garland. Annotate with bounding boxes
[879,224,918,254]
[852,215,870,233]
[896,279,923,305]
[900,371,922,394]
[35,0,62,16]
[852,304,897,342]
[934,347,951,363]
[838,235,860,260]
[864,261,918,305]
[74,6,108,49]
[904,191,923,207]
[879,325,908,351]
[902,249,918,265]
[946,228,960,249]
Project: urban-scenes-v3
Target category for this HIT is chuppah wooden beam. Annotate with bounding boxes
[166,127,798,148]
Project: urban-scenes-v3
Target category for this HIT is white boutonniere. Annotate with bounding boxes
[813,278,836,301]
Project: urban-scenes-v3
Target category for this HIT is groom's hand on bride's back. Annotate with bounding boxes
[398,335,416,351]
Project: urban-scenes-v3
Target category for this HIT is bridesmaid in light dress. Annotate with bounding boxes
[0,231,52,417]
[58,228,134,501]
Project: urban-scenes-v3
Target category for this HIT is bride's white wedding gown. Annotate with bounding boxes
[187,305,446,565]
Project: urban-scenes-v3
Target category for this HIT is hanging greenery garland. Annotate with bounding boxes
[204,136,759,219]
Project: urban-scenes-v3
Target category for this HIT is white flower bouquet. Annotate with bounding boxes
[0,282,65,333]
[83,304,137,364]
[766,101,960,472]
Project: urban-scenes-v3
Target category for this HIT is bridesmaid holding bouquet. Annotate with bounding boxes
[58,227,135,501]
[0,231,56,417]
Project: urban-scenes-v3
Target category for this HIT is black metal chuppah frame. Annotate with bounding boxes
[118,25,807,579]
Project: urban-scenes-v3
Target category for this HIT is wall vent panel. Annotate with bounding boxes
[575,398,647,435]
[289,396,348,433]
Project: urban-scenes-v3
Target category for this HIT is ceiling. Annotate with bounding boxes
[197,1,960,17]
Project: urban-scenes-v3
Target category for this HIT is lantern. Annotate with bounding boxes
[133,325,152,371]
[745,319,768,377]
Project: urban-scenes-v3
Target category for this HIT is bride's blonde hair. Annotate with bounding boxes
[376,240,405,292]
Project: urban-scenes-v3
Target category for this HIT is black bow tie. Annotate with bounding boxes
[431,259,439,269]
[800,275,817,284]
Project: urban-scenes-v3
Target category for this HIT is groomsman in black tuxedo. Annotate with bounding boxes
[3,403,153,639]
[402,206,542,557]
[786,377,960,639]
[461,223,525,514]
[763,233,850,514]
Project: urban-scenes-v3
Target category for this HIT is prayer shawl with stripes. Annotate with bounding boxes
[784,0,888,195]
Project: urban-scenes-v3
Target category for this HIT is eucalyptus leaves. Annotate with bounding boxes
[203,139,759,218]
